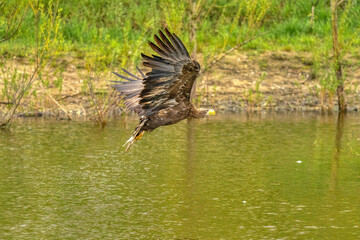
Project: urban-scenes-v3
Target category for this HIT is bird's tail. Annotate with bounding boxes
[123,117,147,152]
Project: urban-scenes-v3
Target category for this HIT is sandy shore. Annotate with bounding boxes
[1,50,359,120]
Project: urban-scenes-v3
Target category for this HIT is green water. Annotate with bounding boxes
[1,113,360,239]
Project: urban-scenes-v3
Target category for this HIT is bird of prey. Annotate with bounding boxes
[112,28,215,151]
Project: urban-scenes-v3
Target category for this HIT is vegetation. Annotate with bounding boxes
[1,0,63,128]
[1,0,360,127]
[331,0,349,112]
[1,1,358,56]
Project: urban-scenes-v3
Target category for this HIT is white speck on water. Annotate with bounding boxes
[305,226,319,229]
[339,209,352,213]
[242,201,247,204]
[263,226,277,231]
[264,212,278,215]
[331,226,345,229]
[296,160,302,163]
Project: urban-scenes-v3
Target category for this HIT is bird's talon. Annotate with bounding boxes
[135,131,144,140]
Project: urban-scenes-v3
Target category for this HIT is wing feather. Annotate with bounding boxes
[164,28,188,60]
[159,30,177,55]
[121,68,142,80]
[111,70,144,115]
[139,28,200,116]
[136,66,146,78]
[112,72,137,82]
[173,33,191,58]
[148,41,171,59]
[154,34,173,56]
[111,28,200,117]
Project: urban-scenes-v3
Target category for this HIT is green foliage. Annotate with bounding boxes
[0,0,29,43]
[1,0,359,60]
[1,0,360,120]
[1,0,65,128]
[1,66,28,107]
[242,72,266,110]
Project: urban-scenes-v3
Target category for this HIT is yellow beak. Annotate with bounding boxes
[206,109,216,115]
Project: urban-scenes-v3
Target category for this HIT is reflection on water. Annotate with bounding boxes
[1,113,360,239]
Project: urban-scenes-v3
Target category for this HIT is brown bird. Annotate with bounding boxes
[112,28,215,151]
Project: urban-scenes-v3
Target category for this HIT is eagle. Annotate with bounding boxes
[112,28,215,151]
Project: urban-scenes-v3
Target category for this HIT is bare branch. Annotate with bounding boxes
[44,88,72,120]
[0,64,40,128]
[336,0,346,8]
[61,92,81,100]
[312,0,320,6]
[0,101,12,105]
[202,31,270,74]
[0,10,27,44]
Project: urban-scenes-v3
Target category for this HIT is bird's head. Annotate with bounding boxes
[190,108,216,118]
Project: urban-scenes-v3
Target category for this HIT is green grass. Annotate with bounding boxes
[1,0,360,67]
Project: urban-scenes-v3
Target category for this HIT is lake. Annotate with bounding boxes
[1,113,360,239]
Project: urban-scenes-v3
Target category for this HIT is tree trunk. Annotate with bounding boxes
[310,5,315,29]
[189,0,197,58]
[331,0,347,112]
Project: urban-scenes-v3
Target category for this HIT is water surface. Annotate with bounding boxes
[1,113,360,239]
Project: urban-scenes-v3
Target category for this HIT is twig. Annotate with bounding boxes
[61,92,81,100]
[310,0,320,29]
[101,91,118,118]
[0,11,27,44]
[201,31,270,75]
[337,0,346,7]
[88,80,105,125]
[0,64,40,128]
[44,88,72,120]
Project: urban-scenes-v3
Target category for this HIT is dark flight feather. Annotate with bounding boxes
[159,30,177,55]
[134,28,200,116]
[121,68,142,80]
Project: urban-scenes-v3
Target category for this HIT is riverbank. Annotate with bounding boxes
[1,50,360,120]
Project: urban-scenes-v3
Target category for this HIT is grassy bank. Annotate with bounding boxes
[2,0,360,65]
[1,0,360,126]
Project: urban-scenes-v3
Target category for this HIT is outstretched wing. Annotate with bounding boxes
[139,28,200,116]
[112,28,200,116]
